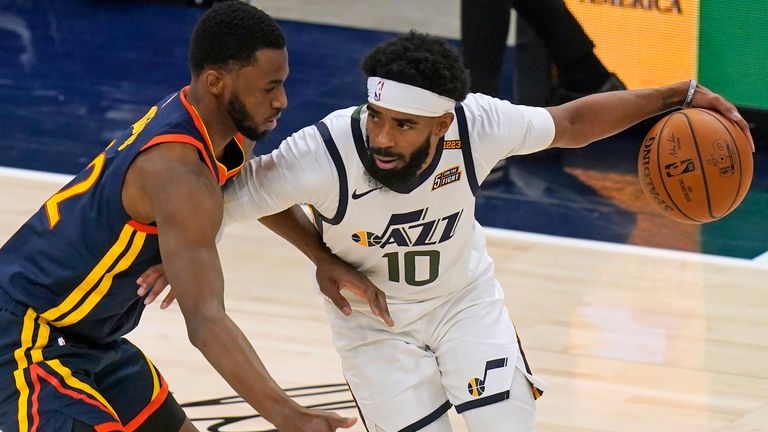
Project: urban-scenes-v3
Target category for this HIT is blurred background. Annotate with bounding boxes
[0,0,766,258]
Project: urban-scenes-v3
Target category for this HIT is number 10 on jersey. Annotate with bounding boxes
[382,250,440,286]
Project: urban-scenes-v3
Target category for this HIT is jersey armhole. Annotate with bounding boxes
[311,121,348,225]
[454,103,481,196]
[140,134,218,181]
[121,133,217,233]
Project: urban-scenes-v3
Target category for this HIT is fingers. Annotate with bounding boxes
[362,277,394,327]
[694,88,756,153]
[322,286,352,316]
[136,264,163,297]
[732,112,755,152]
[329,414,357,429]
[160,292,176,310]
[344,276,394,327]
[372,289,394,327]
[719,99,755,153]
[143,274,169,305]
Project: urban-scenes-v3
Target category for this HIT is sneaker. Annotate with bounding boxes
[549,73,626,105]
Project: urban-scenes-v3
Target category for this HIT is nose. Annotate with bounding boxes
[374,122,395,149]
[272,86,288,110]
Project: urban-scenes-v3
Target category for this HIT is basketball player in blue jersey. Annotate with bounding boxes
[0,2,356,432]
[145,33,752,431]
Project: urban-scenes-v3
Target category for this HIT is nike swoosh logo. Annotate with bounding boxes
[351,187,383,200]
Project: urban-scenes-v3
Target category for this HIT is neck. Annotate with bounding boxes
[185,84,235,158]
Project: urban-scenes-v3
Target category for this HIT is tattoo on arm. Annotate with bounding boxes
[659,87,681,111]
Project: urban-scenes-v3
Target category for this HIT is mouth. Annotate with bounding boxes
[373,154,401,170]
[264,113,282,130]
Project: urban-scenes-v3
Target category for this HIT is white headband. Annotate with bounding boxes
[367,77,455,117]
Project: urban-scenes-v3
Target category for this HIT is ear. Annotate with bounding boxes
[433,112,454,137]
[203,70,227,96]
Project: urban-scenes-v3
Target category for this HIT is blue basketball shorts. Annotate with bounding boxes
[0,292,185,432]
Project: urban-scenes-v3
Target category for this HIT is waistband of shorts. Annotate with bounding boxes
[0,287,29,317]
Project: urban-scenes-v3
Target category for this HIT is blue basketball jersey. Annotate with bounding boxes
[0,86,245,343]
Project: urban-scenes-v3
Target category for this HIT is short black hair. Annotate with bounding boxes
[361,31,470,101]
[189,1,285,76]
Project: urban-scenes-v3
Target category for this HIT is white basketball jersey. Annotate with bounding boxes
[312,104,490,302]
[224,93,555,303]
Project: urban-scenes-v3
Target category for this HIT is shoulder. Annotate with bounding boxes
[459,93,553,136]
[320,106,359,124]
[132,142,218,193]
[123,141,222,226]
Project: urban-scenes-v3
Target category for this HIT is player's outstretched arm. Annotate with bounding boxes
[259,206,394,327]
[126,143,356,432]
[546,80,754,150]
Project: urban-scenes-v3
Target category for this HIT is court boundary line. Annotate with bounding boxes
[2,165,765,269]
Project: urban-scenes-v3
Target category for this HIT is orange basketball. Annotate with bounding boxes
[637,108,753,224]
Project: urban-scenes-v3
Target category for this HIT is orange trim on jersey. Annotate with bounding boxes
[221,133,246,182]
[29,366,41,432]
[179,87,245,185]
[128,220,158,235]
[140,133,216,179]
[31,365,121,423]
[14,308,37,432]
[124,376,169,431]
[179,86,217,160]
[95,422,127,432]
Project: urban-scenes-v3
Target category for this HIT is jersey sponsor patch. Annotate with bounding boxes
[432,166,462,191]
[443,139,462,149]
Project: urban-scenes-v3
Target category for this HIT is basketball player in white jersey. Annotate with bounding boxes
[142,32,751,431]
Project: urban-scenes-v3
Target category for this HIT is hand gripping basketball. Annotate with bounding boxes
[681,81,754,152]
[638,82,755,223]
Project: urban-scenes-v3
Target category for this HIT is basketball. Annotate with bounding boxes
[637,108,753,224]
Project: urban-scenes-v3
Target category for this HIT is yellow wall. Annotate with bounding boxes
[563,0,699,89]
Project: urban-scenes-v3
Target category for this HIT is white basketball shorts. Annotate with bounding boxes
[325,275,544,431]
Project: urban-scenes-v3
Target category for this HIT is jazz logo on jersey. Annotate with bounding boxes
[432,166,461,191]
[467,357,508,397]
[351,208,463,248]
[351,231,382,247]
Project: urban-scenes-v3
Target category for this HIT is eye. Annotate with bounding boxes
[264,86,277,93]
[368,113,379,121]
[396,121,411,130]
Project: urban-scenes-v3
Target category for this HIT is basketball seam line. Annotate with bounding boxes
[681,111,715,219]
[656,113,700,223]
[694,108,745,215]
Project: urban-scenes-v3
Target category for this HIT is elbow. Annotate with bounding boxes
[187,324,207,350]
[184,306,226,350]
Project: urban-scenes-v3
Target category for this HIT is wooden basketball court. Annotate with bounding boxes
[1,169,766,431]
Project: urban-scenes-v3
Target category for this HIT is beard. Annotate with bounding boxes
[227,92,269,141]
[364,135,431,191]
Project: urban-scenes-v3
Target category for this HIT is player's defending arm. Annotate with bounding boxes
[259,206,394,327]
[545,80,754,150]
[126,143,356,432]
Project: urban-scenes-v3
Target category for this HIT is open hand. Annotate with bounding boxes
[277,407,357,432]
[136,263,175,309]
[316,255,394,327]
